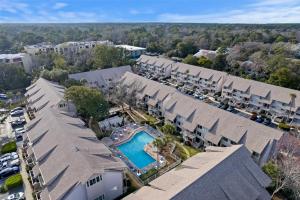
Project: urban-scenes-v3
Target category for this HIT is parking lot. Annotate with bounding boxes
[0,107,28,200]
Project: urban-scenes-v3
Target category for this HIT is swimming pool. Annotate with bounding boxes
[117,131,156,169]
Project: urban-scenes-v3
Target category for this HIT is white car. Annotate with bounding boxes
[14,128,26,135]
[7,192,25,200]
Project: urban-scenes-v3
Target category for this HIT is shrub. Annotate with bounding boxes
[139,168,158,181]
[278,122,290,131]
[0,185,8,193]
[1,141,17,154]
[4,174,23,190]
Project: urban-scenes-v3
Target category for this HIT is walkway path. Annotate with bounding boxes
[19,149,33,200]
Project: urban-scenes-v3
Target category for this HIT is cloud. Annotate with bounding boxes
[157,0,300,23]
[53,2,68,10]
[129,8,154,15]
[0,0,30,14]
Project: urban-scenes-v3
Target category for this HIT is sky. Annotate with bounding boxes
[0,0,300,23]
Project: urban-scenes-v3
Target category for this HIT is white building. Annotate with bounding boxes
[24,43,54,55]
[193,49,217,60]
[115,45,146,58]
[54,41,113,55]
[121,72,284,166]
[23,78,127,200]
[24,41,113,55]
[0,53,34,73]
[136,55,300,124]
[222,75,300,124]
[171,62,227,94]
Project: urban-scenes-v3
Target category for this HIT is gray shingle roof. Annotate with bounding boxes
[224,75,300,111]
[25,78,126,200]
[123,145,271,200]
[172,62,227,82]
[137,55,174,70]
[121,72,283,156]
[68,66,132,88]
[25,78,65,112]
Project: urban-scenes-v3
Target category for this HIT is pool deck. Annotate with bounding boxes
[114,127,146,146]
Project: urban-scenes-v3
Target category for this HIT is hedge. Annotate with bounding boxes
[1,141,17,154]
[4,174,23,190]
[139,168,158,181]
[0,185,8,193]
[278,122,290,131]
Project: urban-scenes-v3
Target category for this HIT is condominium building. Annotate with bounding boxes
[68,66,132,91]
[135,56,300,123]
[24,43,54,55]
[54,41,113,55]
[121,72,283,166]
[124,145,272,200]
[222,75,300,123]
[24,41,113,55]
[115,45,146,58]
[0,53,34,73]
[23,78,127,200]
[136,55,174,79]
[171,62,227,94]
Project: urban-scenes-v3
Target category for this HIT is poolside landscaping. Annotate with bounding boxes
[101,107,201,186]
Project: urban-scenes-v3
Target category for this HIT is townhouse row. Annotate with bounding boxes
[121,72,284,166]
[68,65,132,90]
[136,55,300,124]
[23,78,127,200]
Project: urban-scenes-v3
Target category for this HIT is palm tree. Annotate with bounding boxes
[152,138,165,167]
[287,93,296,123]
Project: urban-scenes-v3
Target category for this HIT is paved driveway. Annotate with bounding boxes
[0,186,23,200]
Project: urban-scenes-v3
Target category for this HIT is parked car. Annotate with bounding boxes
[262,118,271,125]
[11,107,23,113]
[220,104,229,110]
[7,192,25,200]
[0,152,17,159]
[217,102,224,108]
[1,161,8,169]
[0,93,7,100]
[10,109,24,117]
[0,154,18,163]
[9,159,20,167]
[14,127,26,135]
[11,119,26,128]
[0,166,19,178]
[226,106,235,112]
[250,113,257,121]
[256,116,264,123]
[199,96,208,100]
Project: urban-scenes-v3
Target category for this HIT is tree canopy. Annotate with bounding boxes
[65,86,109,121]
[0,64,31,91]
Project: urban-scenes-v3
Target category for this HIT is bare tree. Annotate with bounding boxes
[124,80,141,111]
[271,135,300,199]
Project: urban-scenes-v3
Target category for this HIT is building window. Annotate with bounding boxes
[94,194,105,200]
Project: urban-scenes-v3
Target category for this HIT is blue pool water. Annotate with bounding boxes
[117,131,156,169]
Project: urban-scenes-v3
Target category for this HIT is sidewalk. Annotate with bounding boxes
[19,149,33,200]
